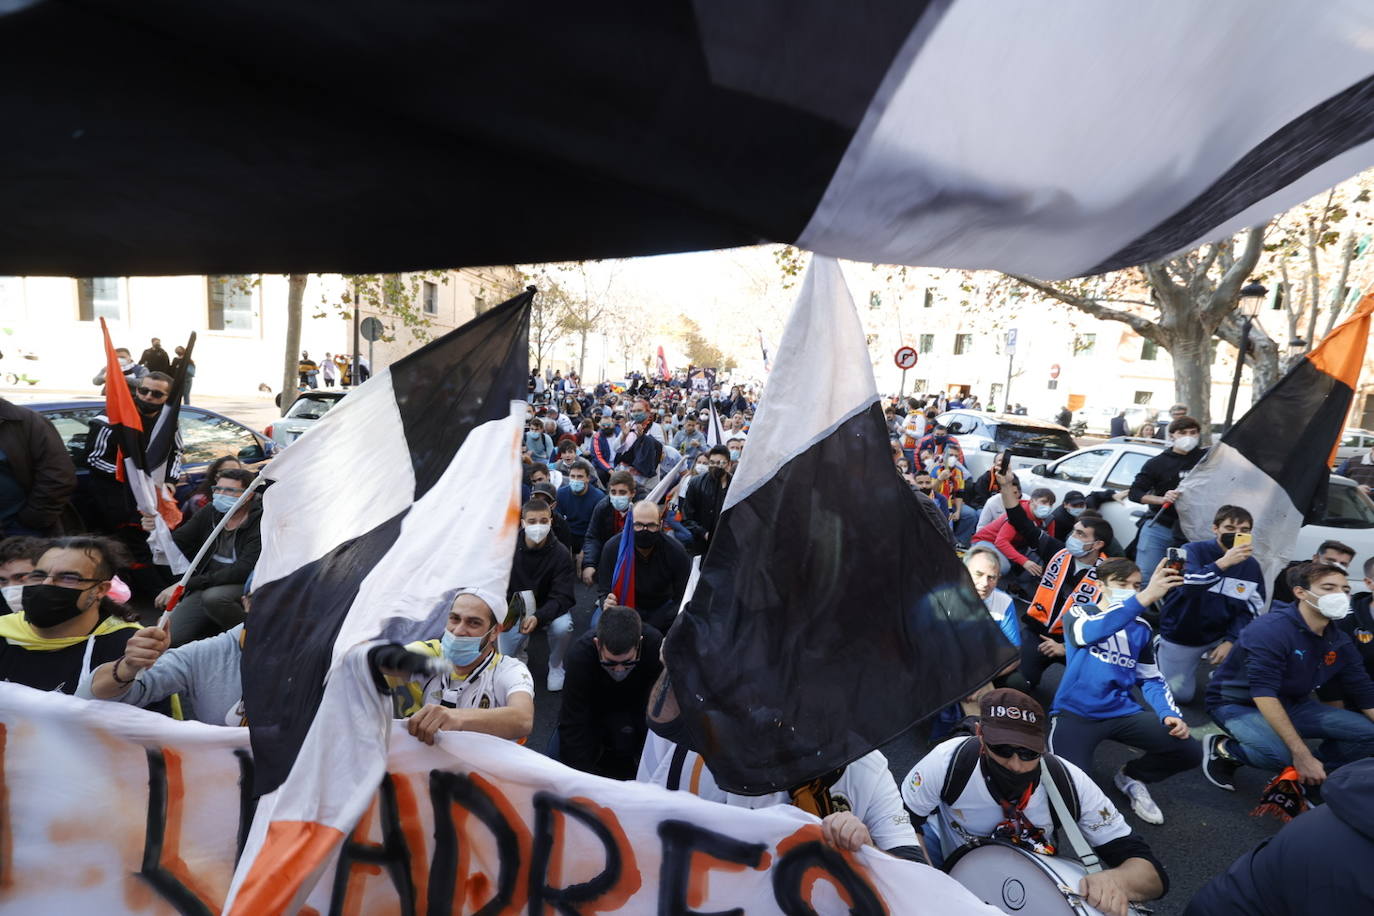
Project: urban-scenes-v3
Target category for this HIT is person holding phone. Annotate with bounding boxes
[1154,505,1264,704]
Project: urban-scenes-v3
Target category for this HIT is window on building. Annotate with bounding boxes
[953,333,973,355]
[918,333,935,354]
[1074,333,1097,355]
[1141,339,1159,360]
[923,289,934,308]
[869,291,882,310]
[382,274,401,310]
[76,278,124,322]
[1133,390,1154,405]
[206,276,254,331]
[422,281,438,316]
[1047,379,1059,390]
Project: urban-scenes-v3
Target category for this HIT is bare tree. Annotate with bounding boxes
[280,273,308,414]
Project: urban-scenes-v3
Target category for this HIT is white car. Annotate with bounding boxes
[1017,438,1374,566]
[265,389,347,447]
[935,410,1078,479]
[1334,428,1374,468]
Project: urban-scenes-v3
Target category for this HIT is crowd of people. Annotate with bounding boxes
[0,362,1372,914]
[298,350,370,389]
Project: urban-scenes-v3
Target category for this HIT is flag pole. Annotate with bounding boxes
[156,475,268,630]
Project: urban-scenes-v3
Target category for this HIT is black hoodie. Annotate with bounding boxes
[1184,757,1374,914]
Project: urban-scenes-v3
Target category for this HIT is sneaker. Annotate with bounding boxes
[1114,766,1164,824]
[1203,733,1240,792]
[546,666,565,692]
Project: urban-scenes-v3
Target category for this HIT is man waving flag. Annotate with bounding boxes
[663,257,1016,795]
[1178,292,1374,595]
[225,289,532,914]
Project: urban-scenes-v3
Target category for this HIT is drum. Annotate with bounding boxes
[945,839,1114,915]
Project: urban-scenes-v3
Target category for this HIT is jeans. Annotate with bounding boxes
[1212,699,1374,771]
[169,583,246,647]
[498,612,574,670]
[1049,710,1201,783]
[181,378,192,405]
[1134,517,1182,584]
[1156,637,1220,704]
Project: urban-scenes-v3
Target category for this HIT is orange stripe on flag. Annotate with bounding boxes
[1307,291,1374,466]
[228,820,345,916]
[99,317,143,433]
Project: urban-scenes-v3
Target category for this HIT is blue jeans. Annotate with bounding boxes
[1134,516,1182,580]
[953,505,978,544]
[1212,699,1374,770]
[498,612,574,670]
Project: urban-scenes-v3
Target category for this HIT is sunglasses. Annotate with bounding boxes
[136,387,169,400]
[987,743,1041,762]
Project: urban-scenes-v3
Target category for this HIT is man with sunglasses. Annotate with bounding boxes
[901,689,1166,916]
[556,604,663,778]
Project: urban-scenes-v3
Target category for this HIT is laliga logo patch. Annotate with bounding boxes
[989,705,1037,724]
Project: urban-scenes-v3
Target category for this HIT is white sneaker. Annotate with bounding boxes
[1114,766,1164,824]
[546,666,565,692]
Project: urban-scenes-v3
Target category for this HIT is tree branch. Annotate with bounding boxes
[1005,274,1162,341]
[1203,224,1267,326]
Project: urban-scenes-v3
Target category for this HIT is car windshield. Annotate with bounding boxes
[1321,480,1374,528]
[993,425,1077,458]
[286,395,340,421]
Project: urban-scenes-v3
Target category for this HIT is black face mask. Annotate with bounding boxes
[982,750,1039,802]
[22,584,91,629]
[634,529,661,550]
[136,398,162,416]
[708,466,727,481]
[1219,532,1236,550]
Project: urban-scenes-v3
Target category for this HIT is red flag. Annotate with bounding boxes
[99,318,143,482]
[656,345,671,381]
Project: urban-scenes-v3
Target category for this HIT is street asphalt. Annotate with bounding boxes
[523,583,1283,916]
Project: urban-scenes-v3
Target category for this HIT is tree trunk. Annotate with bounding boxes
[1170,330,1213,431]
[281,273,307,416]
[579,327,588,380]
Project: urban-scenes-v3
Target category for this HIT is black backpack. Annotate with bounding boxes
[938,736,1081,829]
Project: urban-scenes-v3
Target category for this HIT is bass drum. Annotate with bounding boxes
[944,839,1101,915]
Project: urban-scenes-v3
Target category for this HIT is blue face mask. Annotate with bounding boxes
[1032,503,1053,519]
[1066,506,1085,518]
[631,411,648,423]
[610,494,631,512]
[1064,535,1091,557]
[569,479,587,494]
[1109,587,1136,603]
[728,449,740,461]
[441,628,489,667]
[212,492,239,513]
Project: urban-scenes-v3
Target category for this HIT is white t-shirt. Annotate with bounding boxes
[901,737,1131,858]
[416,653,534,710]
[640,737,917,852]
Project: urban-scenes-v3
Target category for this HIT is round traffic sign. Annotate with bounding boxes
[894,346,918,370]
[1049,363,1061,379]
[360,316,385,342]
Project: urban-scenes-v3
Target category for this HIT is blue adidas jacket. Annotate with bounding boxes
[1157,538,1262,647]
[1206,601,1374,712]
[1052,594,1180,722]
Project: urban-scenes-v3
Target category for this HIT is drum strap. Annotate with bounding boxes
[1039,758,1101,874]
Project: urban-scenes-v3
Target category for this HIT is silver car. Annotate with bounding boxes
[935,410,1078,479]
[266,390,347,448]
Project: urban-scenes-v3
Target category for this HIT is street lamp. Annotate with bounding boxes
[1223,282,1268,431]
[1286,337,1308,370]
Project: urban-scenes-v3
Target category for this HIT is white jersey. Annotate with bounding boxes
[901,737,1131,858]
[402,649,534,712]
[640,737,916,852]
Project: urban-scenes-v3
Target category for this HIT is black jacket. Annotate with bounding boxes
[596,532,691,632]
[509,533,576,626]
[1128,446,1206,530]
[557,626,664,779]
[170,502,262,593]
[140,346,172,375]
[0,399,77,534]
[680,470,728,551]
[1184,758,1374,915]
[582,497,628,573]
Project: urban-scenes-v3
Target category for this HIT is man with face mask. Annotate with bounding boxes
[589,413,619,486]
[91,346,147,395]
[152,468,261,647]
[556,460,602,563]
[1129,415,1206,585]
[902,689,1166,915]
[581,470,635,589]
[614,397,664,490]
[394,591,535,744]
[1204,561,1374,792]
[0,536,141,695]
[556,604,664,779]
[1316,554,1374,707]
[501,499,576,691]
[0,536,46,614]
[1155,505,1263,704]
[680,446,730,552]
[596,501,690,634]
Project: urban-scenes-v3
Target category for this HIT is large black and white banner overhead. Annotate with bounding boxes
[1177,293,1374,599]
[2,2,1373,276]
[664,258,1016,795]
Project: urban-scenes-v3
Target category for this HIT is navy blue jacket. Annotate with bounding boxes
[1184,758,1374,915]
[1158,538,1262,646]
[556,481,603,542]
[1206,602,1374,712]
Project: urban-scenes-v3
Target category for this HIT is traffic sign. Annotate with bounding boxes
[1006,328,1018,354]
[360,316,385,341]
[1049,363,1061,379]
[894,346,918,370]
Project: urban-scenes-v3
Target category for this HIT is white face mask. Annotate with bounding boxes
[524,523,551,545]
[1109,587,1137,603]
[1306,591,1351,620]
[1173,434,1199,453]
[1,584,23,613]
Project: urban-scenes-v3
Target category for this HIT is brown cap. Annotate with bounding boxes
[979,688,1046,753]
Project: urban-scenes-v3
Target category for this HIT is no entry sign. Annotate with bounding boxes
[894,346,918,370]
[1049,363,1061,379]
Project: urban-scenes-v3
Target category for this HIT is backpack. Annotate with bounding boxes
[938,736,1081,830]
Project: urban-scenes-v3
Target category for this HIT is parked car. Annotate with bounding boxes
[1079,406,1157,437]
[21,399,275,530]
[265,389,347,448]
[1017,439,1374,564]
[935,410,1078,479]
[1334,428,1374,467]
